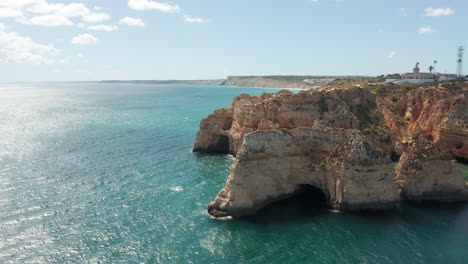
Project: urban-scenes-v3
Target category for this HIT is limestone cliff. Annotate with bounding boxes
[208,128,399,217]
[369,84,468,161]
[194,84,467,161]
[194,82,468,217]
[222,76,333,89]
[395,139,467,202]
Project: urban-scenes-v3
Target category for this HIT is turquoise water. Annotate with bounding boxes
[0,83,467,264]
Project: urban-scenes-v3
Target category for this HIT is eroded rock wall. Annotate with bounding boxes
[195,83,468,218]
[208,128,399,217]
[395,139,467,202]
[399,88,468,160]
[194,85,467,161]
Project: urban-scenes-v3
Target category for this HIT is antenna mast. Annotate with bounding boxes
[457,45,465,77]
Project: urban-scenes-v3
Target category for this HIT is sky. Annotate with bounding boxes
[0,0,466,82]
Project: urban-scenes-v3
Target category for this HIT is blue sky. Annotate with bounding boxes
[0,0,466,81]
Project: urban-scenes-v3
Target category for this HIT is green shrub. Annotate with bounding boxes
[373,87,383,93]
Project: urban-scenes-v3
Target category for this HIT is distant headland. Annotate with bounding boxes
[101,75,369,89]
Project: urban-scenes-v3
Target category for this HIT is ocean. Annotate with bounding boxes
[0,83,467,263]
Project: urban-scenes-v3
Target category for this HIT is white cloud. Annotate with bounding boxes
[0,23,60,64]
[418,27,435,35]
[184,16,209,23]
[120,17,145,27]
[19,15,73,26]
[128,0,181,13]
[94,6,103,11]
[71,34,97,45]
[0,0,42,10]
[387,51,396,59]
[29,2,89,17]
[83,13,110,23]
[0,8,22,18]
[57,3,90,17]
[424,7,454,17]
[88,24,118,31]
[0,1,110,27]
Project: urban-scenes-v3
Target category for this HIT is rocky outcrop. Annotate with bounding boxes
[222,76,333,89]
[208,128,399,217]
[395,139,467,202]
[194,88,394,156]
[195,82,468,218]
[194,85,468,160]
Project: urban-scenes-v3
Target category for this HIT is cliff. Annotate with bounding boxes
[395,139,467,202]
[208,128,399,217]
[222,76,334,89]
[195,81,468,217]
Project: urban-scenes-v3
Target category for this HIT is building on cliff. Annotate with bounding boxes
[399,63,435,83]
[392,62,459,84]
[436,73,459,81]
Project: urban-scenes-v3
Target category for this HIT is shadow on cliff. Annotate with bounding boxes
[239,185,330,226]
[238,184,468,227]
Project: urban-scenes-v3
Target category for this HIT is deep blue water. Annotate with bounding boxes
[0,83,467,264]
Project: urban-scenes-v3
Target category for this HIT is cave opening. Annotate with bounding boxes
[209,135,230,153]
[293,184,328,206]
[390,151,400,162]
[250,184,329,223]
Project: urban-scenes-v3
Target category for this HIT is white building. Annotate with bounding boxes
[436,73,458,81]
[397,63,435,84]
[389,63,461,84]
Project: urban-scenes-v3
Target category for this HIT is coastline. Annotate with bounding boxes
[222,84,317,91]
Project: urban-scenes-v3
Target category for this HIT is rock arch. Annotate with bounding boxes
[208,128,399,218]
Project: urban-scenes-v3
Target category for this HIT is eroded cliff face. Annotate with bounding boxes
[222,76,333,89]
[194,83,468,217]
[194,84,467,161]
[208,128,399,217]
[193,88,388,155]
[395,139,467,202]
[373,86,468,161]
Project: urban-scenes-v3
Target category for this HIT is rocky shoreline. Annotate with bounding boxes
[194,81,468,217]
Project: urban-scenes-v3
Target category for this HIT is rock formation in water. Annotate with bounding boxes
[194,82,468,217]
[207,128,399,217]
[395,139,467,202]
